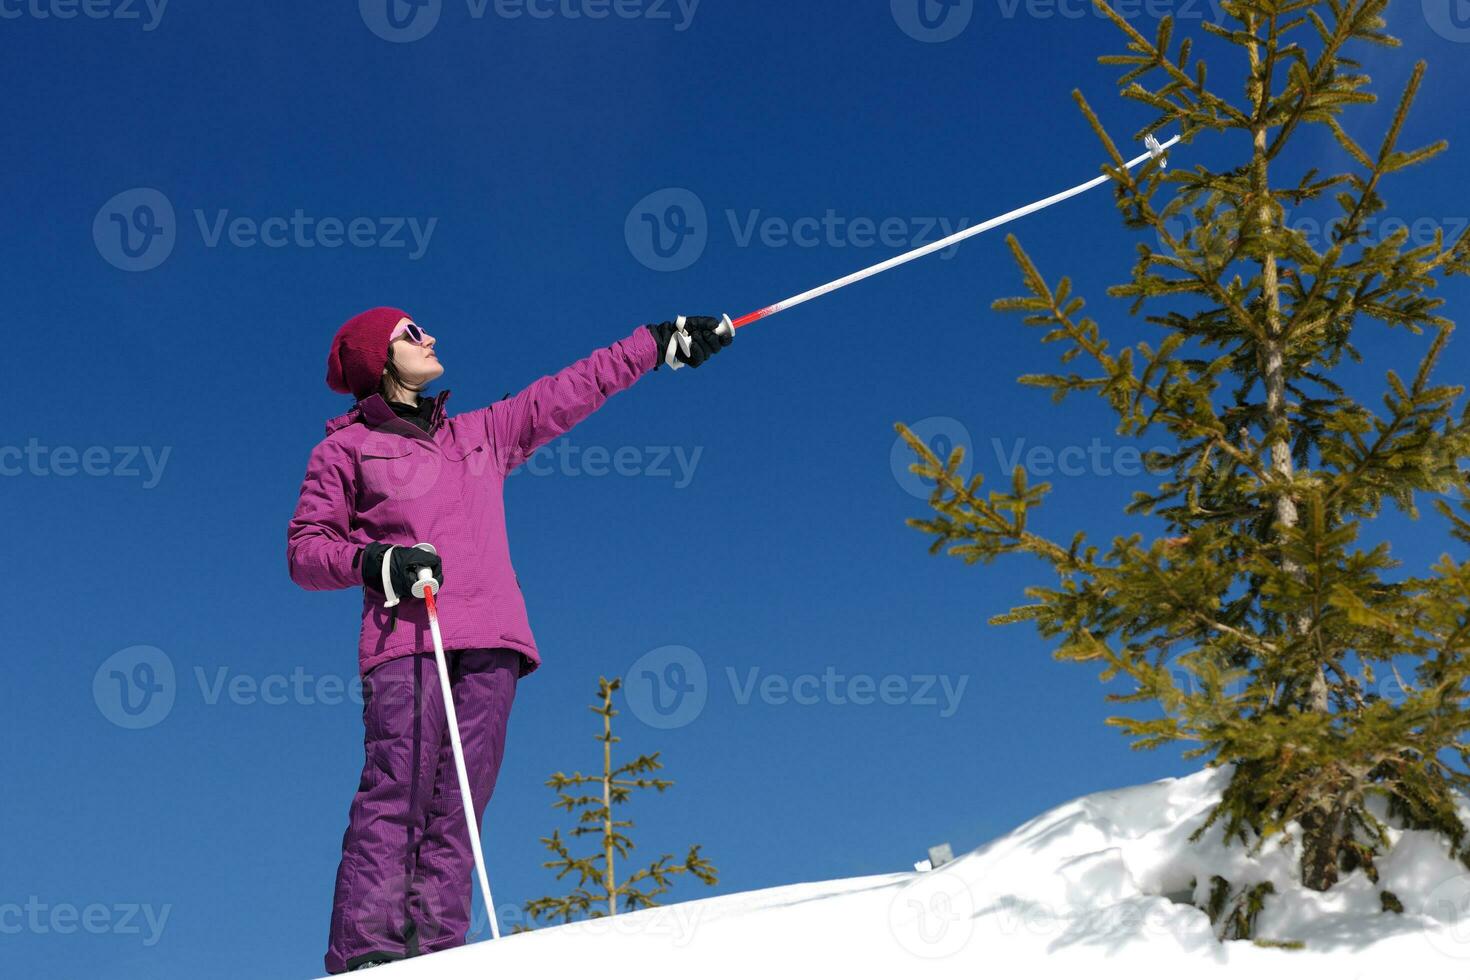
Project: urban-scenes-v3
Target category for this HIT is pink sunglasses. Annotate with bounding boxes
[389,321,429,345]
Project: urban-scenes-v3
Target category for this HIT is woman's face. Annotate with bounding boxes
[387,316,444,387]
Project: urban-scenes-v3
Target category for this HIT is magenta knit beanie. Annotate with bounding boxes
[326,306,411,399]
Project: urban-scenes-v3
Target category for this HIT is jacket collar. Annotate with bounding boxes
[325,389,451,438]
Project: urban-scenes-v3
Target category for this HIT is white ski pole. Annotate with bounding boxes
[409,545,503,942]
[666,133,1179,361]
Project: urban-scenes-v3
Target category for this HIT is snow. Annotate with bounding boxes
[327,765,1470,978]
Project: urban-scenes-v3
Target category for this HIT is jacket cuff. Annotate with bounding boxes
[631,323,660,373]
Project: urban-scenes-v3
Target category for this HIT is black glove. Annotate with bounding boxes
[648,316,733,370]
[361,542,445,597]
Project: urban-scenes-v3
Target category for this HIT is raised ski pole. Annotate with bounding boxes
[410,546,503,942]
[700,134,1179,340]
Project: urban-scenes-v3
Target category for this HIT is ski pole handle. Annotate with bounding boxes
[409,541,440,599]
[666,315,736,371]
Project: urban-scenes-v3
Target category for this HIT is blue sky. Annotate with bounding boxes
[4,2,1469,977]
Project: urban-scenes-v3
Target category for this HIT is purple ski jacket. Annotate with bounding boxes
[287,324,658,680]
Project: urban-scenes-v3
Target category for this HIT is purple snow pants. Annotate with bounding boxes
[324,648,522,975]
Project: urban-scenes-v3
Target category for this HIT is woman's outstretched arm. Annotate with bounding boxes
[482,324,660,474]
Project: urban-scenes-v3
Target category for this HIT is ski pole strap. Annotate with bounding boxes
[1145,133,1167,167]
[380,546,401,609]
[662,315,693,371]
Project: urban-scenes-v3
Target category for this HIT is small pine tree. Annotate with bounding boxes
[898,0,1470,937]
[517,676,717,931]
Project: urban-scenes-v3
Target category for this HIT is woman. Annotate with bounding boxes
[286,306,733,973]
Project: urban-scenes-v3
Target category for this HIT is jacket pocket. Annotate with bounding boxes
[445,440,494,478]
[358,444,442,502]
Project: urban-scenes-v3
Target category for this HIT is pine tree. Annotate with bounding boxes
[897,0,1470,938]
[517,676,717,931]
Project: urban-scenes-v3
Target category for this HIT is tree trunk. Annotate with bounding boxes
[603,693,616,917]
[1298,802,1345,891]
[1246,15,1337,893]
[1248,23,1329,716]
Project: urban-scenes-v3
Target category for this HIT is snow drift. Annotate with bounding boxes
[322,765,1470,978]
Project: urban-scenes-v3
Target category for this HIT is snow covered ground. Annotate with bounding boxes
[327,766,1470,978]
